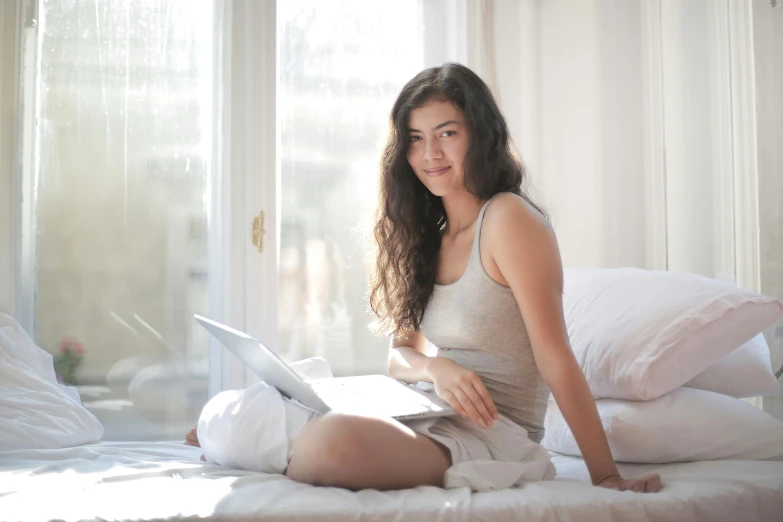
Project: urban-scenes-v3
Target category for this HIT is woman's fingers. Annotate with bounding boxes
[439,390,463,416]
[644,474,662,493]
[432,367,498,428]
[471,379,499,420]
[461,381,495,426]
[451,387,486,427]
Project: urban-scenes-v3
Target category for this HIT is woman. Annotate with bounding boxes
[187,62,662,494]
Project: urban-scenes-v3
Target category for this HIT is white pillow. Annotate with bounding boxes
[541,387,783,463]
[0,313,103,450]
[563,268,783,400]
[685,333,780,398]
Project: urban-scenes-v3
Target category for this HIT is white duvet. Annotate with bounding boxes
[1,441,781,522]
[0,313,103,450]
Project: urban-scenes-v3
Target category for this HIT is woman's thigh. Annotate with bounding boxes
[285,412,451,490]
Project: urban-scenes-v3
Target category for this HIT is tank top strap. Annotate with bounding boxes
[469,192,504,263]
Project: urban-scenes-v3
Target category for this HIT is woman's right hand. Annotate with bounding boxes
[426,357,499,427]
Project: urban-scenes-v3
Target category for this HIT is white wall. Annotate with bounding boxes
[0,1,18,316]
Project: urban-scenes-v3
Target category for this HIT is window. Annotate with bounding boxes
[277,0,428,376]
[14,0,464,439]
[17,0,217,441]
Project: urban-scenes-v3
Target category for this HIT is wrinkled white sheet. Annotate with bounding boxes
[197,358,555,491]
[1,441,782,522]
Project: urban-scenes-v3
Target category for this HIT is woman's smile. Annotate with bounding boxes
[424,166,451,177]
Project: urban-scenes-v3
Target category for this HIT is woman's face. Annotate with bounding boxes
[406,100,470,197]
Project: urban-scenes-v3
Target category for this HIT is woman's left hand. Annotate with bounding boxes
[597,473,662,493]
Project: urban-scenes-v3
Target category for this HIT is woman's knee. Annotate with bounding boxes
[285,413,367,486]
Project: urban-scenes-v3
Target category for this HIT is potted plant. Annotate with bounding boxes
[54,337,85,385]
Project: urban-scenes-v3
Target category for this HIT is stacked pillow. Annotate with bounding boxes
[0,313,104,450]
[541,268,783,463]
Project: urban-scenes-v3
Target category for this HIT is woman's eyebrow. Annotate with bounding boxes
[407,120,463,133]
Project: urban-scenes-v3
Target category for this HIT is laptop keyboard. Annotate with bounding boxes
[309,375,447,417]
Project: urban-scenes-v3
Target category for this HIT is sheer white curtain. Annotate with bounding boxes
[488,0,781,412]
[492,0,755,277]
[493,0,658,270]
[752,0,783,419]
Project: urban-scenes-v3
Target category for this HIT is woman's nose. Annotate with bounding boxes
[423,140,443,161]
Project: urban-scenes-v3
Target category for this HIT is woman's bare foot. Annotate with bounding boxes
[184,426,207,461]
[185,426,200,447]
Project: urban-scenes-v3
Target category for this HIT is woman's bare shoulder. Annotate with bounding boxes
[483,192,553,242]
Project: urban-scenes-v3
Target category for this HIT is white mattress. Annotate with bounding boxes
[1,441,781,522]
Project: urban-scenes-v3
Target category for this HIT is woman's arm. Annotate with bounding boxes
[387,330,433,383]
[388,330,499,427]
[485,194,661,493]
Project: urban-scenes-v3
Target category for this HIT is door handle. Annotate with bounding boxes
[252,211,266,253]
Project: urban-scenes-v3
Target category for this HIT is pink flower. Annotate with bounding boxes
[58,337,86,355]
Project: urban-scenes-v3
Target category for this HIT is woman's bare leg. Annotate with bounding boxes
[285,413,451,490]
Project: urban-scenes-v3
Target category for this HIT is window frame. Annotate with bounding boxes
[0,0,21,318]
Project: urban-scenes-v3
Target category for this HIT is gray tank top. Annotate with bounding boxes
[419,193,551,442]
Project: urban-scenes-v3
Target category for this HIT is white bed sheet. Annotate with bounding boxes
[0,441,781,522]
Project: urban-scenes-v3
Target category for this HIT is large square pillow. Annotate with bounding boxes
[563,268,782,400]
[541,387,783,463]
[685,333,780,398]
[0,313,103,450]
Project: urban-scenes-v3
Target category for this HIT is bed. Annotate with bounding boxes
[1,441,781,522]
[3,275,783,521]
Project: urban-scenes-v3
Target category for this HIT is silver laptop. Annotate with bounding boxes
[195,315,456,421]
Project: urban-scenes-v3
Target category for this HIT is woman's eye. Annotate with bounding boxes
[409,135,422,142]
[441,130,455,138]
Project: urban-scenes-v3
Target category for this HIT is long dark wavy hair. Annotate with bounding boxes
[368,62,547,336]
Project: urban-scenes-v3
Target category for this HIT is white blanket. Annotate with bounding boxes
[0,313,103,450]
[198,358,555,492]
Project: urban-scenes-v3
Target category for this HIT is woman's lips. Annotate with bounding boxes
[424,166,450,177]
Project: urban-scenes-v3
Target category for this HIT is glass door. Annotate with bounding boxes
[274,0,467,377]
[13,0,474,438]
[16,0,223,441]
